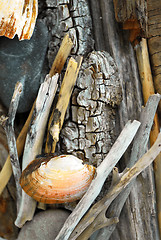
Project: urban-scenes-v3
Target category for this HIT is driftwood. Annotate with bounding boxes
[55,120,141,240]
[89,0,159,238]
[70,94,161,240]
[0,103,18,239]
[15,74,59,228]
[71,131,161,240]
[0,100,35,195]
[135,38,161,237]
[0,82,23,209]
[15,34,74,227]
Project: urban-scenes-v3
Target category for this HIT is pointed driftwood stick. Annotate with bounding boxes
[135,38,161,236]
[55,120,141,240]
[70,94,161,240]
[0,101,35,195]
[0,82,22,209]
[45,56,83,153]
[15,74,59,228]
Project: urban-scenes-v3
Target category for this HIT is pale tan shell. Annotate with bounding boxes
[0,0,38,40]
[20,155,96,204]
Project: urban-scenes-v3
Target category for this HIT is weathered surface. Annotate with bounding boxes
[44,0,94,67]
[147,0,161,117]
[0,104,18,239]
[113,0,147,31]
[61,51,122,166]
[88,0,159,239]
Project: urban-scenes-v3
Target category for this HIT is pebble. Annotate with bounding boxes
[17,209,71,240]
[0,20,49,113]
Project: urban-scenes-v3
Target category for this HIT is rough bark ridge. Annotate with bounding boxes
[61,51,122,166]
[43,0,94,67]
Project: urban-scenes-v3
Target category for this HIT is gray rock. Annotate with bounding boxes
[17,209,71,240]
[0,20,49,113]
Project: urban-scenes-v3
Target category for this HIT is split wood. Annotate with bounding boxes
[0,82,22,209]
[45,56,83,153]
[135,38,161,237]
[49,34,73,77]
[55,120,141,240]
[15,74,59,228]
[0,33,73,195]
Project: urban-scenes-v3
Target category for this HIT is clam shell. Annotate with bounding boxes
[0,0,38,40]
[20,155,96,204]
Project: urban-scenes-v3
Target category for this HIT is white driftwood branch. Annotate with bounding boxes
[93,93,161,239]
[0,82,23,209]
[55,120,141,240]
[15,74,59,228]
[71,131,161,240]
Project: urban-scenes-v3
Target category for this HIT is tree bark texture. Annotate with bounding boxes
[41,0,159,239]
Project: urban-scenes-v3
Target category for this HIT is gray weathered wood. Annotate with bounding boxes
[55,120,140,240]
[90,94,160,240]
[15,74,58,228]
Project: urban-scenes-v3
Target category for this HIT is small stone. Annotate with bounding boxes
[0,20,49,112]
[17,209,70,240]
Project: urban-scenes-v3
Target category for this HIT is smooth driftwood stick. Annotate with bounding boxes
[0,82,23,208]
[15,74,59,228]
[55,120,141,240]
[72,132,161,240]
[0,101,35,195]
[135,38,161,237]
[71,94,161,239]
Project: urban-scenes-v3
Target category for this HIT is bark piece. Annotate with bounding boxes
[61,51,122,166]
[44,0,94,66]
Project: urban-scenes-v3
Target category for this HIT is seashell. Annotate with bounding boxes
[0,0,38,40]
[20,155,96,204]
